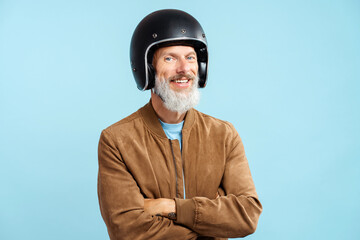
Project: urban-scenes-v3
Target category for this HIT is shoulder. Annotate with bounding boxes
[101,108,143,140]
[190,109,243,153]
[190,108,239,143]
[192,109,237,132]
[106,111,140,131]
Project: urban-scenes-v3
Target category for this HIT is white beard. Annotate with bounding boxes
[153,75,200,114]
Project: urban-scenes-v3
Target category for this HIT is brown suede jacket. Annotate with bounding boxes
[98,102,262,240]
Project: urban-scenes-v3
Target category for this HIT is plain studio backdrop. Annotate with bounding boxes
[0,0,359,239]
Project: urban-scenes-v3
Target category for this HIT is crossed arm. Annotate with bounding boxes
[144,194,220,220]
[143,198,176,218]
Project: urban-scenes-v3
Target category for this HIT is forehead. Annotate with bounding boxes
[154,45,196,56]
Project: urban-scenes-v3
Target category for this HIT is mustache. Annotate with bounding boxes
[168,74,195,81]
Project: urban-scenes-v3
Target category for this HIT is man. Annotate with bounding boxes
[98,9,262,240]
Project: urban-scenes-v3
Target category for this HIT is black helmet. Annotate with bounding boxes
[130,9,208,90]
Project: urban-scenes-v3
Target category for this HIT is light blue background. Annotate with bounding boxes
[1,0,359,239]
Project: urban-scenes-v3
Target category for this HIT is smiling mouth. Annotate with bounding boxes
[172,79,190,83]
[168,74,195,83]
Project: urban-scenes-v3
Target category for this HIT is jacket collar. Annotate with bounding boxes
[139,100,195,138]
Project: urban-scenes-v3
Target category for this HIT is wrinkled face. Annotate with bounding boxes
[152,45,199,92]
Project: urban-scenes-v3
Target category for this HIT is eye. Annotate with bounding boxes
[187,55,196,61]
[164,56,174,62]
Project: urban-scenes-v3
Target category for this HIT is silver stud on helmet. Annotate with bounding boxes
[130,9,208,91]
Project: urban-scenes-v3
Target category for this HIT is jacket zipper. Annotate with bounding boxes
[169,140,178,198]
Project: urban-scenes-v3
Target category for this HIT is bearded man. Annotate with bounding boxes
[97,9,262,240]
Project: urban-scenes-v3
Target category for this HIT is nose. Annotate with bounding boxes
[176,58,190,74]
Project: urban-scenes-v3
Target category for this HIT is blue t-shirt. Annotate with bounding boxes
[159,119,184,150]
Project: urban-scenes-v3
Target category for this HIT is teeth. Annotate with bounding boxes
[174,79,188,83]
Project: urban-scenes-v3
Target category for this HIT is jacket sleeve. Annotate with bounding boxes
[174,124,262,238]
[98,130,198,240]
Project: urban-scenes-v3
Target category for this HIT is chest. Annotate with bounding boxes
[120,134,227,200]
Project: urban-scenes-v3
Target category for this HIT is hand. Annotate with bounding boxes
[144,198,176,218]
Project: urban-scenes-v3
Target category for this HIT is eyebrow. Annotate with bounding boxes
[162,50,197,56]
